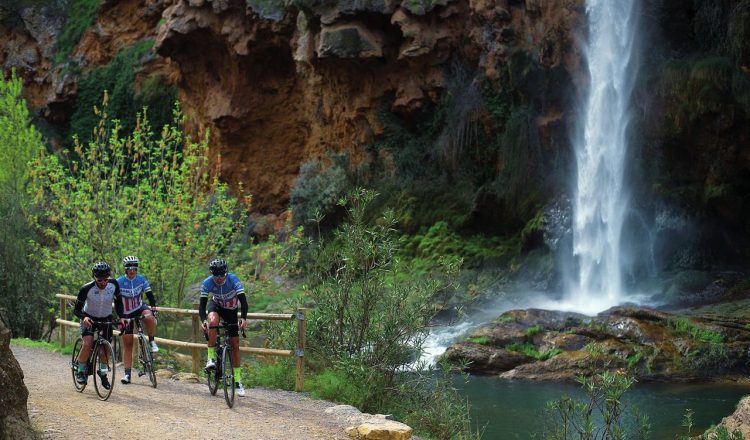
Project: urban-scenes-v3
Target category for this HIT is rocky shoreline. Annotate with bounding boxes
[443,305,750,383]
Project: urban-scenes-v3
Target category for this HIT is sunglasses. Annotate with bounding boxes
[95,277,108,282]
[125,266,138,271]
[213,274,227,280]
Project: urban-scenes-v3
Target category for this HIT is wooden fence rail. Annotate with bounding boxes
[55,294,306,391]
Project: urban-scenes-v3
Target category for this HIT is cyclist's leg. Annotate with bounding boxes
[78,335,94,364]
[141,306,157,338]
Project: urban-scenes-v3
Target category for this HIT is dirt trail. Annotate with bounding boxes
[13,345,350,439]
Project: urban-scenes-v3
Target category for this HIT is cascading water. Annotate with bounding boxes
[569,0,641,314]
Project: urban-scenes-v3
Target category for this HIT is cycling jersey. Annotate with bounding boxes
[116,273,156,315]
[73,279,123,319]
[199,273,245,309]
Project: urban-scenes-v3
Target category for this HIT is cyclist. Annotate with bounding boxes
[116,255,159,384]
[73,261,123,389]
[199,258,248,397]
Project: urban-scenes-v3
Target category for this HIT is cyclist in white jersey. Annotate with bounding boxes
[199,258,249,397]
[116,255,159,384]
[73,262,122,388]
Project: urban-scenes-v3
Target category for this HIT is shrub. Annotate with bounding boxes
[0,70,53,338]
[28,96,247,306]
[289,153,352,232]
[53,0,100,64]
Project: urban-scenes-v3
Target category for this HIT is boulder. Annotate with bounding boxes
[326,405,412,439]
[0,320,35,439]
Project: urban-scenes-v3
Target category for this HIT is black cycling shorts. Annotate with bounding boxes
[121,304,152,335]
[79,315,113,341]
[207,300,239,337]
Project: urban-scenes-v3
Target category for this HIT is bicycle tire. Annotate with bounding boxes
[71,338,86,392]
[138,334,157,388]
[93,339,116,401]
[207,349,219,396]
[222,345,235,408]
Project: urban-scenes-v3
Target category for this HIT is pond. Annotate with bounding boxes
[456,375,750,439]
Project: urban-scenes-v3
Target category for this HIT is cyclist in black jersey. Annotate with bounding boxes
[73,262,123,389]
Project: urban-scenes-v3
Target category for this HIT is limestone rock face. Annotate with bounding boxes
[0,320,34,439]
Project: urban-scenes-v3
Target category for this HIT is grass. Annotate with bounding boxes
[11,338,74,355]
[506,343,562,361]
[467,336,491,345]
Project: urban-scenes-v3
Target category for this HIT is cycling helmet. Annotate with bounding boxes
[123,255,139,269]
[209,258,228,276]
[92,261,111,278]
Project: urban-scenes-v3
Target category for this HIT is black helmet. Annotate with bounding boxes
[92,261,111,278]
[209,258,228,276]
[123,255,139,269]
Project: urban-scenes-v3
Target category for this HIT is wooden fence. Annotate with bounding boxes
[55,294,306,391]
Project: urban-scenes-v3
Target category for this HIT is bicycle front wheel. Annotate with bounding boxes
[222,346,235,408]
[71,338,86,392]
[93,339,116,401]
[207,351,219,396]
[138,334,157,388]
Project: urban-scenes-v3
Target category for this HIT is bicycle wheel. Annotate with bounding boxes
[71,338,86,392]
[138,334,157,388]
[222,346,235,408]
[93,339,116,401]
[207,350,219,396]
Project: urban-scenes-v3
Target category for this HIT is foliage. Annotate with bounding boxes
[53,0,100,64]
[539,370,650,440]
[289,153,351,232]
[11,338,74,355]
[666,318,724,344]
[0,70,53,338]
[28,96,246,307]
[70,40,176,146]
[677,407,745,440]
[231,216,306,312]
[467,336,491,345]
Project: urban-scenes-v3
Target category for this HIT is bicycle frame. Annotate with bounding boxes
[204,323,245,408]
[71,320,117,401]
[120,315,157,388]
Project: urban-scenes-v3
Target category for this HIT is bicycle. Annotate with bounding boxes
[71,320,117,401]
[204,323,245,408]
[120,315,157,388]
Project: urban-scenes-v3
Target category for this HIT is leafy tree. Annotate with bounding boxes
[28,95,247,306]
[0,70,53,338]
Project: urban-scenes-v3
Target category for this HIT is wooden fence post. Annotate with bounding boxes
[192,303,200,375]
[59,296,66,347]
[295,308,306,392]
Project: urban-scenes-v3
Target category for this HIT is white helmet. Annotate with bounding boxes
[123,255,139,269]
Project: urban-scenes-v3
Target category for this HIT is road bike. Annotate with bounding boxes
[71,320,117,401]
[204,323,245,408]
[121,315,157,388]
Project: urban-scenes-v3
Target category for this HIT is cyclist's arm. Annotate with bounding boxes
[145,289,157,308]
[238,293,248,320]
[72,285,88,319]
[112,279,124,317]
[198,296,208,322]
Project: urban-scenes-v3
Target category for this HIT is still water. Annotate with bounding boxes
[456,375,750,439]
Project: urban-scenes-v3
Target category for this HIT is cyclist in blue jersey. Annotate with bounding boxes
[73,262,123,389]
[199,258,248,397]
[116,255,159,384]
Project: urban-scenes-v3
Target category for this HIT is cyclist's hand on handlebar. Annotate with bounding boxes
[119,317,127,329]
[151,306,158,317]
[239,318,247,330]
[202,320,209,332]
[82,316,92,328]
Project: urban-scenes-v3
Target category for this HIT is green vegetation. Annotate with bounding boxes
[666,318,724,344]
[54,0,101,64]
[467,336,491,345]
[0,70,54,338]
[506,343,561,361]
[28,96,245,306]
[11,338,74,355]
[540,370,650,440]
[70,40,177,146]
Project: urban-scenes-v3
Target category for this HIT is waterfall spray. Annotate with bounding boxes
[570,0,640,313]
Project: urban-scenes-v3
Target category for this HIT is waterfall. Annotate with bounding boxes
[570,0,641,313]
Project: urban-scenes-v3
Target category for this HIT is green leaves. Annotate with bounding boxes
[28,96,247,306]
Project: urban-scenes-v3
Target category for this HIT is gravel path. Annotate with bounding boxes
[13,345,351,439]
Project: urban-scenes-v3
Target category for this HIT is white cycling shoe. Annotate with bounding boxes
[235,382,246,397]
[150,341,159,353]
